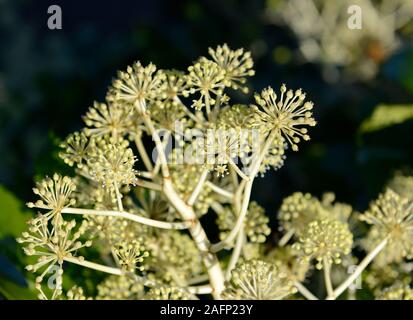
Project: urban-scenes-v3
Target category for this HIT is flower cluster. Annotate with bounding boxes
[17,218,91,299]
[206,43,255,93]
[278,192,352,239]
[293,219,353,269]
[107,61,166,106]
[83,101,132,139]
[27,174,76,222]
[222,260,297,299]
[112,239,149,272]
[360,188,413,266]
[19,43,413,301]
[46,44,413,302]
[377,282,413,300]
[252,85,316,151]
[97,275,144,300]
[87,137,138,190]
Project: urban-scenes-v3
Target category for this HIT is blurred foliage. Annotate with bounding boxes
[0,185,36,299]
[360,104,413,134]
[0,185,31,238]
[0,0,412,299]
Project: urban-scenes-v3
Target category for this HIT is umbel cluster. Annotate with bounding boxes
[18,44,413,300]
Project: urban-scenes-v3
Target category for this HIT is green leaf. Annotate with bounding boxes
[0,185,31,238]
[360,104,413,134]
[0,276,38,300]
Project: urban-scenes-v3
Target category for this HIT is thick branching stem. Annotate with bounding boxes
[139,99,225,298]
[211,131,277,252]
[162,180,225,298]
[327,237,388,300]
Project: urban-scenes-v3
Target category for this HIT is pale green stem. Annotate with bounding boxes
[229,165,239,188]
[205,94,211,115]
[113,181,123,212]
[211,181,252,252]
[278,229,295,247]
[65,257,178,290]
[294,281,318,300]
[174,96,200,124]
[136,179,162,191]
[137,171,153,179]
[323,259,334,298]
[188,284,212,295]
[187,274,210,285]
[205,181,234,199]
[228,157,250,181]
[64,257,123,275]
[135,135,154,171]
[61,207,191,230]
[225,227,245,280]
[188,169,209,206]
[327,237,388,300]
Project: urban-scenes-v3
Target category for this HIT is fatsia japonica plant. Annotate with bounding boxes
[18,44,413,300]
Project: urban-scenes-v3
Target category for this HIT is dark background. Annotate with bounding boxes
[0,0,413,298]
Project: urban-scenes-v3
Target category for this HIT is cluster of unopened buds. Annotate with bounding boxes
[19,43,413,300]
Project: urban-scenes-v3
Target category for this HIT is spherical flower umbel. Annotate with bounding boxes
[161,70,189,102]
[27,174,76,221]
[388,174,413,202]
[17,218,92,299]
[83,101,132,139]
[107,61,166,106]
[184,59,225,110]
[66,286,92,300]
[360,188,413,264]
[222,260,297,300]
[97,275,144,300]
[87,137,138,189]
[207,43,255,93]
[112,239,149,273]
[148,230,204,282]
[377,282,413,300]
[278,192,322,237]
[216,104,256,130]
[145,285,192,300]
[252,84,316,151]
[293,219,353,269]
[278,192,352,239]
[59,131,91,168]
